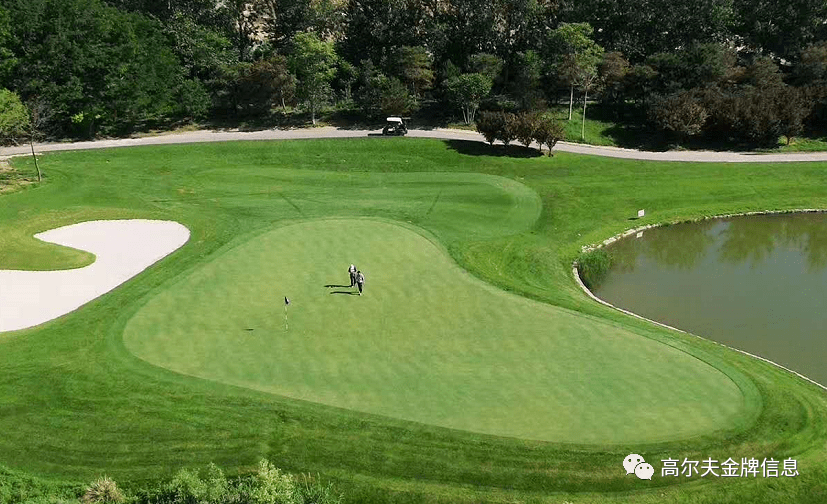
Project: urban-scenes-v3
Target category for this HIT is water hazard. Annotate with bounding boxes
[592,212,827,387]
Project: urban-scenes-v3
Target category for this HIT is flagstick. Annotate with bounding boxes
[284,304,288,331]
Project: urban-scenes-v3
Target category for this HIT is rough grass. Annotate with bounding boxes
[1,138,827,504]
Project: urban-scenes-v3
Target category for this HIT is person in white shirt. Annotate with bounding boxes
[348,264,357,287]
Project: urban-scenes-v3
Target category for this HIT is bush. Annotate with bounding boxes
[81,477,124,504]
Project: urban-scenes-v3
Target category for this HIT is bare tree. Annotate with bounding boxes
[27,97,51,182]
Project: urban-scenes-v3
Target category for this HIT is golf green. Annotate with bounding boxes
[124,218,745,443]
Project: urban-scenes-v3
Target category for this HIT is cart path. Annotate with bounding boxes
[2,126,827,163]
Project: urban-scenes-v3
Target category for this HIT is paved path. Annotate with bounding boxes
[2,126,827,163]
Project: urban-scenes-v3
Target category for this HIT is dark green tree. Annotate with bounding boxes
[391,46,434,97]
[467,53,504,82]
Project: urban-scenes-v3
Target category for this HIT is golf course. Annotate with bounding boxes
[2,136,827,503]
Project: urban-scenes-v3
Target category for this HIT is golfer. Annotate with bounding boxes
[355,270,365,295]
[348,264,357,287]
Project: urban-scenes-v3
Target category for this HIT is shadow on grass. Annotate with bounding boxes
[324,284,351,288]
[443,139,543,158]
[330,291,358,295]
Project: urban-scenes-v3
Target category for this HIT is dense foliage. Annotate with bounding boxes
[0,460,341,504]
[0,0,824,143]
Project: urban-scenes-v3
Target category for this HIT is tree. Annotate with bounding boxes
[163,11,235,82]
[223,0,257,61]
[511,50,544,109]
[380,77,417,116]
[548,23,603,121]
[577,62,602,141]
[793,42,827,85]
[733,0,827,61]
[0,89,29,146]
[336,60,358,102]
[774,86,811,145]
[288,32,337,125]
[3,0,188,138]
[254,0,311,49]
[468,53,504,82]
[26,96,52,181]
[444,73,493,124]
[560,0,735,61]
[341,0,429,66]
[235,56,296,115]
[392,46,434,97]
[598,51,630,115]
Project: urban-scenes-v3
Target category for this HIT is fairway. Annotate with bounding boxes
[125,218,744,443]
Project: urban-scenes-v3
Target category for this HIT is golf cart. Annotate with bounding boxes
[382,117,408,136]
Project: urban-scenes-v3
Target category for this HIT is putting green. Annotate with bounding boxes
[124,218,746,443]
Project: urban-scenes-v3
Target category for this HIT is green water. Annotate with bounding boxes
[592,212,827,386]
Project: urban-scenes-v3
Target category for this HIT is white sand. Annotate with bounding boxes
[0,220,189,333]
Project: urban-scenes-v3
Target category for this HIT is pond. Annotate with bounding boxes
[591,212,827,387]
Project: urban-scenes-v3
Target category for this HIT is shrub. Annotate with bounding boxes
[475,111,502,145]
[515,112,539,148]
[252,459,298,504]
[533,116,566,156]
[648,91,708,140]
[498,112,518,146]
[81,477,124,504]
[576,249,613,290]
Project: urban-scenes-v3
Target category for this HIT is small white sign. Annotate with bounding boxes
[638,209,645,218]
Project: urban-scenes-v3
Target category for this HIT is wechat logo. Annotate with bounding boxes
[624,453,654,480]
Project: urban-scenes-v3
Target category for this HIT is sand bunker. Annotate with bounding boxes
[0,220,189,332]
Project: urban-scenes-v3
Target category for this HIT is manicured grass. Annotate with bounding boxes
[1,138,827,504]
[547,105,626,147]
[124,219,745,444]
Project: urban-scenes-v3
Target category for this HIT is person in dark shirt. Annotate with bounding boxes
[356,271,365,296]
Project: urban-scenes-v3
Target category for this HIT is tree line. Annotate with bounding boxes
[0,0,825,146]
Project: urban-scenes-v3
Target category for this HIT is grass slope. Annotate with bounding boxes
[0,138,826,503]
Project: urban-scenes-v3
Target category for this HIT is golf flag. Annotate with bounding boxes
[284,297,290,305]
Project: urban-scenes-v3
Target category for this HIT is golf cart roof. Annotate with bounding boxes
[386,117,403,123]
